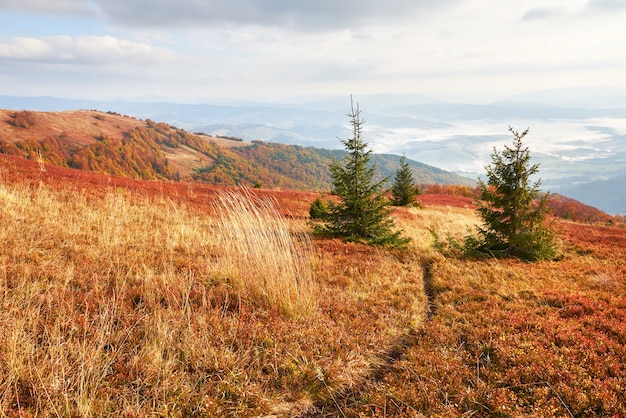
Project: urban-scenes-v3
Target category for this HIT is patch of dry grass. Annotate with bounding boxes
[0,180,428,416]
[209,188,315,318]
[0,183,217,414]
[395,205,480,256]
[316,209,626,417]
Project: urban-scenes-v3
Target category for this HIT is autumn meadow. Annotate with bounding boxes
[0,110,625,417]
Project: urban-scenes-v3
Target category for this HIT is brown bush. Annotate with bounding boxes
[10,110,38,128]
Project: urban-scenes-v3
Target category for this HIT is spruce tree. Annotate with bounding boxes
[320,99,408,247]
[391,154,420,207]
[465,126,556,261]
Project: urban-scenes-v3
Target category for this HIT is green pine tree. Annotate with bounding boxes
[391,154,420,207]
[465,126,556,261]
[316,98,408,247]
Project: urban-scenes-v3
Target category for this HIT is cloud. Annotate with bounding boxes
[521,7,567,20]
[1,0,459,30]
[0,0,92,15]
[0,35,174,65]
[109,0,458,29]
[585,0,626,12]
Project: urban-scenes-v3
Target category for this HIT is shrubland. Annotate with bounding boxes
[0,154,625,416]
[313,209,626,416]
[0,156,426,416]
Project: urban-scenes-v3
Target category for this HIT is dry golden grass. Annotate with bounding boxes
[0,180,428,416]
[0,183,217,415]
[400,205,480,252]
[5,166,623,417]
[0,109,143,145]
[209,187,315,318]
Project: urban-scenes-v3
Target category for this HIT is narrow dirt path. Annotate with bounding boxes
[302,259,438,417]
[422,260,437,319]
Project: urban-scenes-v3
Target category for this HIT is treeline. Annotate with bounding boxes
[226,143,332,189]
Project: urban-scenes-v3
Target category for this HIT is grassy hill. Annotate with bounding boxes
[0,154,625,416]
[0,109,473,191]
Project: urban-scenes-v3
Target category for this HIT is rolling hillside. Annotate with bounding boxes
[0,109,472,191]
[0,152,625,416]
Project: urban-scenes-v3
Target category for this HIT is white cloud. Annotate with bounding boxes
[1,0,460,30]
[522,7,569,20]
[585,0,626,12]
[0,35,174,65]
[0,0,92,15]
[0,0,624,102]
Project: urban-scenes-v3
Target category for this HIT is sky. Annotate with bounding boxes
[1,0,625,103]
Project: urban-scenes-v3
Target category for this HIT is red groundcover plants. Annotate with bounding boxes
[320,244,626,416]
[1,152,625,416]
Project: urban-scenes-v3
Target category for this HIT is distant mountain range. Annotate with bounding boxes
[1,91,625,213]
[561,172,626,216]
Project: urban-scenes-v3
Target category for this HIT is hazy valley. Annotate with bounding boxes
[2,91,624,214]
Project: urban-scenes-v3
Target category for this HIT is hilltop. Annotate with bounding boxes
[0,109,472,191]
[0,152,625,416]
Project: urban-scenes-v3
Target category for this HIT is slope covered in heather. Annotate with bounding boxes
[1,153,625,416]
[0,109,473,191]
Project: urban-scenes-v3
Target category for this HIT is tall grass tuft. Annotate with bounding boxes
[211,188,315,318]
[0,179,423,416]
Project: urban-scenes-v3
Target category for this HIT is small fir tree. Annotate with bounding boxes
[391,154,420,207]
[465,126,556,261]
[316,98,408,247]
[309,197,329,220]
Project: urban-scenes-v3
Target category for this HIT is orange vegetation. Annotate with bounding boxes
[1,151,625,416]
[421,183,622,225]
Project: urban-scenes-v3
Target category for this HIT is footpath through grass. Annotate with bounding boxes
[1,158,625,416]
[315,213,626,417]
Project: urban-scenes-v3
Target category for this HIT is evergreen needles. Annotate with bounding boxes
[314,98,409,247]
[391,154,420,207]
[465,126,556,261]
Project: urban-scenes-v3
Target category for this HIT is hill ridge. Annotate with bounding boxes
[0,108,472,190]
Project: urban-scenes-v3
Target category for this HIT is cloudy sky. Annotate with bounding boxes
[1,0,625,102]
